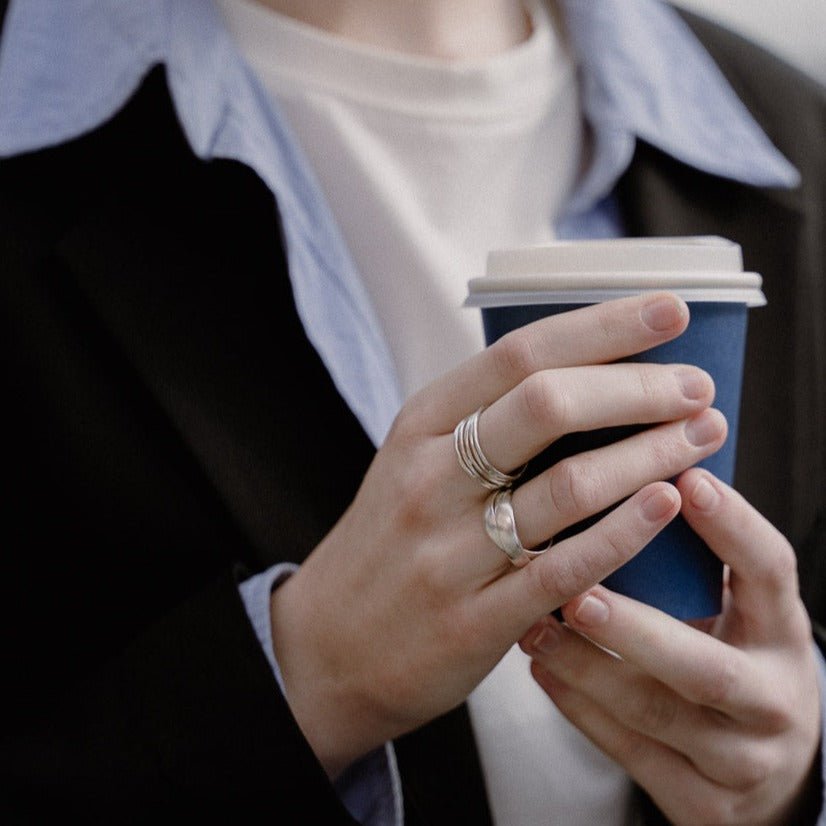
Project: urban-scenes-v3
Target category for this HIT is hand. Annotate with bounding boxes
[521,469,821,826]
[270,294,726,777]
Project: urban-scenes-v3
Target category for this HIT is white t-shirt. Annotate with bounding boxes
[218,0,582,400]
[218,0,632,823]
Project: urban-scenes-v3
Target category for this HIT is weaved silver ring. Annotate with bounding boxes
[484,488,551,567]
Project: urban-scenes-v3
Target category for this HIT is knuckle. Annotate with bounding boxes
[548,457,603,521]
[527,555,560,602]
[406,537,469,614]
[634,689,678,734]
[614,727,650,766]
[762,540,799,590]
[635,364,661,403]
[599,521,634,569]
[730,746,774,791]
[788,606,815,648]
[491,330,539,382]
[758,691,796,734]
[645,428,679,470]
[386,402,425,445]
[694,655,738,708]
[594,301,623,346]
[532,550,594,603]
[520,372,569,433]
[391,450,441,532]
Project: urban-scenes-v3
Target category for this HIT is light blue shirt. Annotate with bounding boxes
[0,0,800,447]
[0,1,819,825]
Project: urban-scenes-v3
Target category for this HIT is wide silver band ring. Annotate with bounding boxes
[484,488,552,568]
[454,407,526,492]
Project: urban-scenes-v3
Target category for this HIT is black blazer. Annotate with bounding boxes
[0,9,823,824]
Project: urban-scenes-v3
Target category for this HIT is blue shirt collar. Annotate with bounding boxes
[0,0,801,443]
[560,0,799,215]
[0,0,800,200]
[0,0,404,445]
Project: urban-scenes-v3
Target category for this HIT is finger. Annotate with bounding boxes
[486,481,681,639]
[530,661,737,826]
[471,361,714,481]
[559,585,773,724]
[408,293,689,433]
[677,469,808,640]
[522,617,772,789]
[510,408,727,549]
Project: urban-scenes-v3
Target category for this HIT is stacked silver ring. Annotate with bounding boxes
[454,406,549,567]
[453,407,526,491]
[484,488,552,568]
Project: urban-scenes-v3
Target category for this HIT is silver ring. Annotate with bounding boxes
[454,407,526,492]
[484,488,551,567]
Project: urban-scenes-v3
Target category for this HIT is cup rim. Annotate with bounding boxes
[466,270,765,308]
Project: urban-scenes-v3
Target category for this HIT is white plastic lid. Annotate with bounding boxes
[466,237,766,307]
[486,236,744,276]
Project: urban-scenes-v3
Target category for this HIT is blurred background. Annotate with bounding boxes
[672,0,826,86]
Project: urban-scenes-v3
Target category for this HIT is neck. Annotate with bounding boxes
[253,0,533,60]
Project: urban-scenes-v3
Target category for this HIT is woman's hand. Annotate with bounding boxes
[269,293,727,777]
[522,469,821,826]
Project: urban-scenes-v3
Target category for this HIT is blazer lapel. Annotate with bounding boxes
[52,68,375,569]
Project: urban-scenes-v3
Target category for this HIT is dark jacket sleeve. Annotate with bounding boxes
[0,80,369,821]
[1,569,357,823]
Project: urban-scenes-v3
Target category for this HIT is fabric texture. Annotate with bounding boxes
[217,0,582,401]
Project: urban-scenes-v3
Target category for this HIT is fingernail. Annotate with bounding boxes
[641,296,686,332]
[677,368,709,401]
[690,476,720,511]
[531,622,561,655]
[684,410,725,447]
[641,486,677,522]
[574,594,609,627]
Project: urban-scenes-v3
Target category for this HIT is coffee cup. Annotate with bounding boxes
[465,236,765,619]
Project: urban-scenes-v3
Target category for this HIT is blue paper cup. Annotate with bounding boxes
[466,238,766,619]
